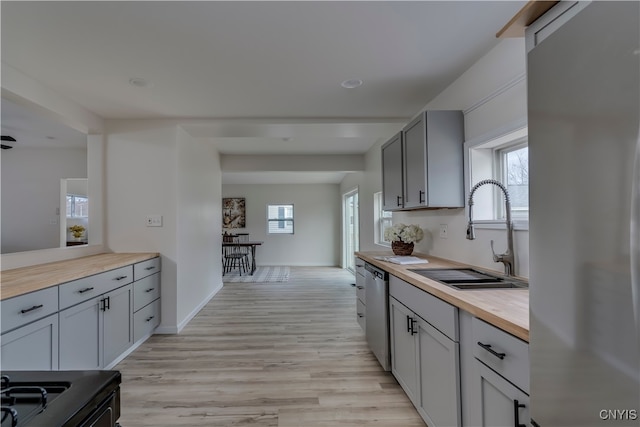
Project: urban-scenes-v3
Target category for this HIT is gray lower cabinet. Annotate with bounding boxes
[389,296,419,404]
[1,313,59,370]
[416,315,461,427]
[389,275,461,426]
[59,297,101,369]
[469,317,530,427]
[472,360,530,427]
[103,284,134,367]
[390,295,461,426]
[59,284,133,370]
[0,256,161,371]
[355,258,366,331]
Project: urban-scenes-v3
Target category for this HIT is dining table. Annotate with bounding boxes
[222,240,263,275]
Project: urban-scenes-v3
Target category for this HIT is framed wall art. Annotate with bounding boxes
[222,197,246,229]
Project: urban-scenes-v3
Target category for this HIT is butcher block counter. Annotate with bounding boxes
[355,251,529,342]
[0,252,160,301]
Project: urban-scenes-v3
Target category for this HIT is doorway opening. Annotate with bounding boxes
[343,188,359,273]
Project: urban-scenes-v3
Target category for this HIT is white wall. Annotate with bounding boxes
[105,121,223,333]
[222,184,341,266]
[341,138,386,252]
[1,147,87,253]
[176,129,222,327]
[349,39,531,277]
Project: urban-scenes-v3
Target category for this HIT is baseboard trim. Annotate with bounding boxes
[155,282,224,335]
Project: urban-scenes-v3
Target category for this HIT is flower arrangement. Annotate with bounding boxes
[384,223,424,244]
[69,225,86,239]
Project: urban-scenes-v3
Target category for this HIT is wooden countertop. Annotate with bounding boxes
[0,253,160,301]
[355,251,529,342]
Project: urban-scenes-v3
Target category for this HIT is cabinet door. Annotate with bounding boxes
[471,360,530,427]
[425,110,464,208]
[389,297,419,405]
[1,313,59,370]
[416,316,461,427]
[403,114,427,209]
[59,297,102,370]
[381,133,404,210]
[103,284,133,367]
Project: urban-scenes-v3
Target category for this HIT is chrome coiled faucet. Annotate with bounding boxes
[466,179,515,276]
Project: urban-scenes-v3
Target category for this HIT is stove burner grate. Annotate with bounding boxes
[0,374,62,427]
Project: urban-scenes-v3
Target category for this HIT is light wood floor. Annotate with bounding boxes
[116,267,425,427]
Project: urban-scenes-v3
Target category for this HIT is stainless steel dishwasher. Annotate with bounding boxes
[364,263,390,371]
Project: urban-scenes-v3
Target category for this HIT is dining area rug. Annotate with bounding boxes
[223,266,290,283]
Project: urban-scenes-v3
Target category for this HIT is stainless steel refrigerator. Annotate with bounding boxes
[527,1,639,426]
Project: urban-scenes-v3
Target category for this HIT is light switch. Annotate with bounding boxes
[146,215,163,227]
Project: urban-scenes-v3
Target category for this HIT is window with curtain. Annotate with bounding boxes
[267,204,294,234]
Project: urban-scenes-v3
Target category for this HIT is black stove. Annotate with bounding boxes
[0,371,121,427]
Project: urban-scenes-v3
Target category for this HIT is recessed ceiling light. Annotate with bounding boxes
[282,137,292,142]
[46,136,56,140]
[129,77,151,88]
[341,79,363,89]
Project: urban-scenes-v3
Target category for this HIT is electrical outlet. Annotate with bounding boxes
[439,224,448,239]
[146,215,163,227]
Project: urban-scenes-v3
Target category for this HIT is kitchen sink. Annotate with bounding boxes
[409,268,527,290]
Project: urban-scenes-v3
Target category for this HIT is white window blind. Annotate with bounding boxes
[267,204,294,234]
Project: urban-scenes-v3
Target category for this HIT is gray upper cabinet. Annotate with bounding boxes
[381,132,404,210]
[403,110,465,209]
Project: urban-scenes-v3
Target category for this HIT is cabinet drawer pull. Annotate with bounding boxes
[513,399,526,427]
[478,341,506,359]
[114,275,128,281]
[20,304,44,314]
[396,195,402,206]
[145,288,155,293]
[410,318,418,335]
[407,315,412,333]
[78,287,94,294]
[144,266,156,271]
[357,313,364,318]
[146,316,155,322]
[419,190,425,204]
[356,286,364,290]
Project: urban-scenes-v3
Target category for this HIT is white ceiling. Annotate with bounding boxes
[1,97,87,150]
[1,1,526,182]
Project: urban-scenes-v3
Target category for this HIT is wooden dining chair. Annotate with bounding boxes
[222,233,249,275]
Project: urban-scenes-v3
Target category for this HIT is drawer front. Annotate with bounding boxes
[389,275,458,341]
[355,257,366,276]
[1,287,59,334]
[355,271,365,302]
[472,317,530,394]
[133,273,160,312]
[134,257,161,281]
[134,299,160,342]
[59,265,133,310]
[356,298,366,331]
